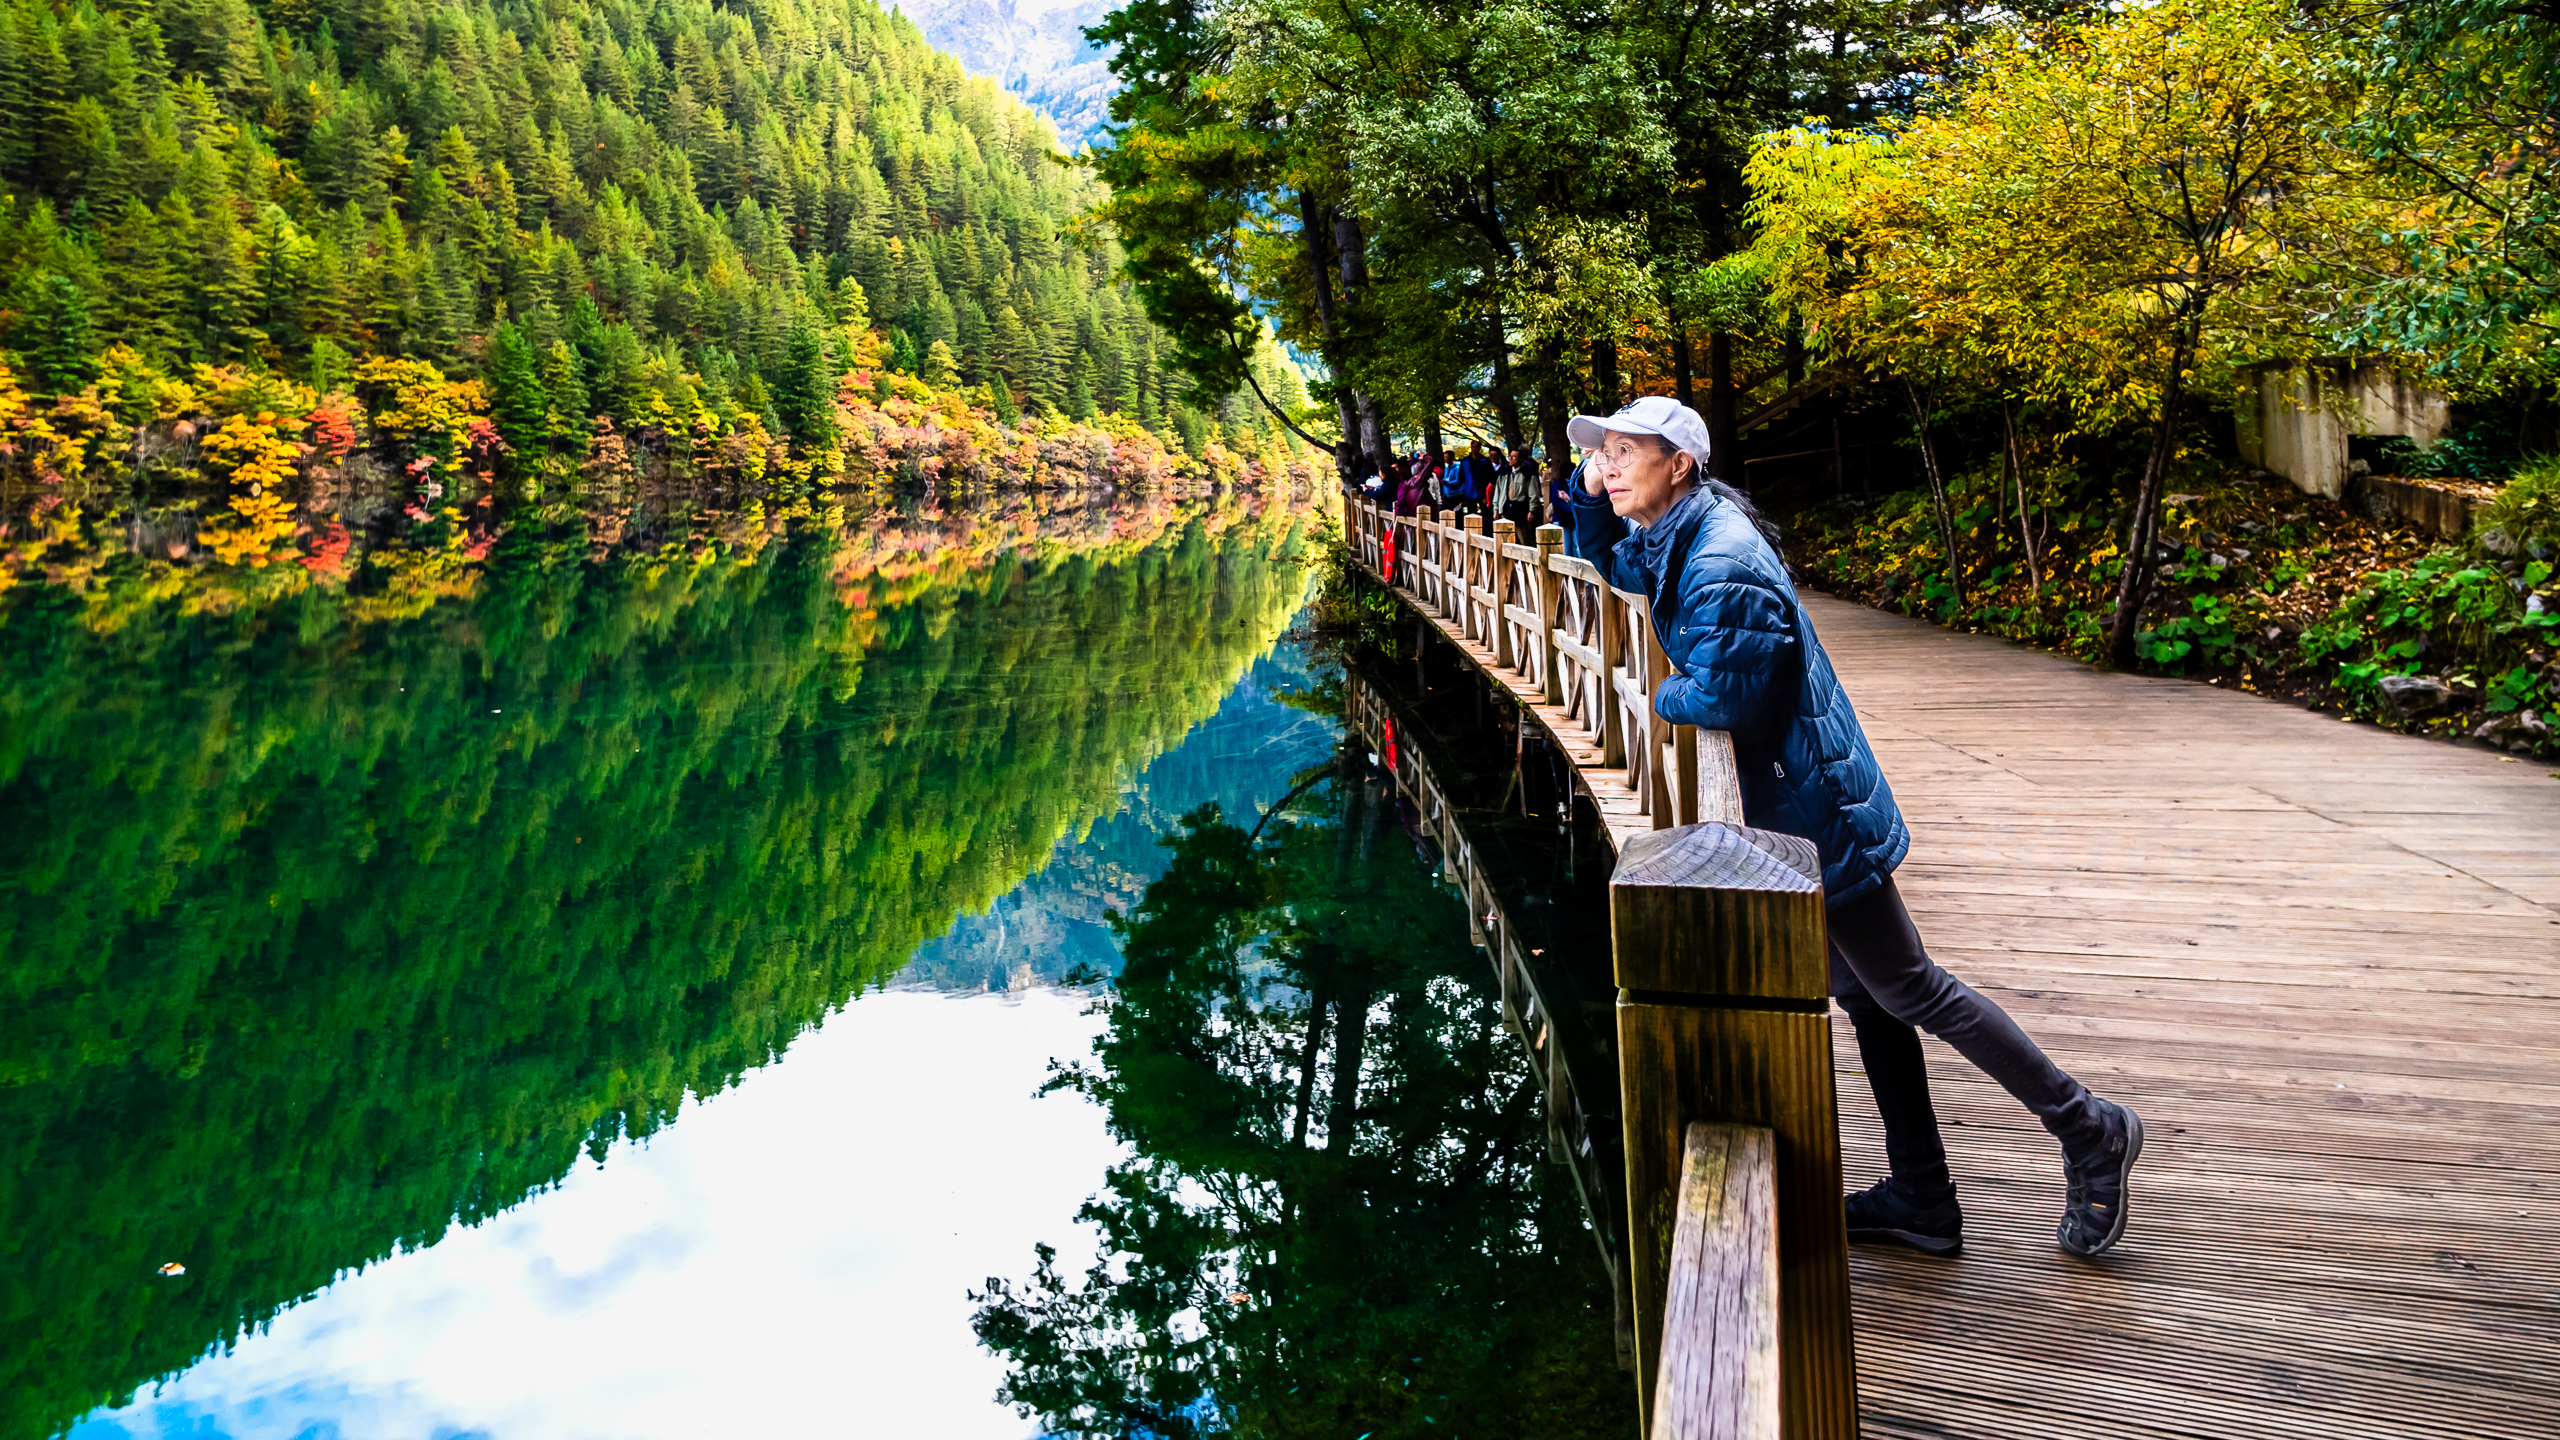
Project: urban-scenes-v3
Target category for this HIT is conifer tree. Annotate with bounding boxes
[1067,356,1097,422]
[923,338,959,390]
[485,321,549,452]
[771,322,835,451]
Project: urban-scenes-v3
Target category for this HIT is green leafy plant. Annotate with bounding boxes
[2473,456,2560,557]
[2298,548,2545,715]
[2485,665,2540,713]
[2139,593,2244,672]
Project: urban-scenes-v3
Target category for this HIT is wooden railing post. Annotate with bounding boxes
[1597,582,1628,767]
[1492,518,1518,668]
[1675,726,1701,828]
[1614,823,1854,1440]
[1640,615,1676,830]
[1474,509,1495,632]
[1420,508,1440,611]
[1535,525,1565,706]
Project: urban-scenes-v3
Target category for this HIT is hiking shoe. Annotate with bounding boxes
[2058,1098,2145,1257]
[1845,1177,1964,1257]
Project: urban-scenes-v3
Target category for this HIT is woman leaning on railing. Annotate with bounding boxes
[1557,395,2145,1261]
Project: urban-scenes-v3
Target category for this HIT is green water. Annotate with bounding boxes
[1,482,1632,1439]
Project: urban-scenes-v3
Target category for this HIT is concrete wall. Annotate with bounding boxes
[2235,360,2450,500]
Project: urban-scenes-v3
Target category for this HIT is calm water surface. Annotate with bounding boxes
[3,480,1631,1439]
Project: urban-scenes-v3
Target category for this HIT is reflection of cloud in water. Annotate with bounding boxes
[72,990,1113,1440]
[519,1222,699,1313]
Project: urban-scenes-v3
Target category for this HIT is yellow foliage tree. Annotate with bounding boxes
[356,357,490,468]
[94,348,201,428]
[0,358,81,478]
[1747,0,2391,663]
[200,412,306,487]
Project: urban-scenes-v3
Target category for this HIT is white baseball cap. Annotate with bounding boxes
[1568,395,1711,470]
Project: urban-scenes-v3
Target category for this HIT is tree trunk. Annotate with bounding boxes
[1332,209,1389,472]
[2003,400,2038,594]
[1707,330,1737,485]
[1299,191,1362,484]
[2108,323,2200,669]
[1490,322,1525,452]
[1535,349,1571,488]
[1671,330,1694,410]
[1901,380,1964,609]
[1423,409,1444,472]
[1591,337,1620,413]
[1359,394,1389,474]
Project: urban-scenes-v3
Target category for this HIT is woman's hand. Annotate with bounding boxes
[1579,454,1607,498]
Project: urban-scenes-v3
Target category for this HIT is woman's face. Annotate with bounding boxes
[1587,432,1695,526]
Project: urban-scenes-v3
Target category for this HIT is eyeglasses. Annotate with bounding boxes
[1582,433,1655,483]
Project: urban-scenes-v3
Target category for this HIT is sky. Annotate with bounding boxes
[72,988,1121,1440]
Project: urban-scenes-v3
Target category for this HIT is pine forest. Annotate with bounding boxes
[0,0,1315,485]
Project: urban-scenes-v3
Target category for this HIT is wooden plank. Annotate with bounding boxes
[1652,1123,1781,1440]
[1791,591,2560,1439]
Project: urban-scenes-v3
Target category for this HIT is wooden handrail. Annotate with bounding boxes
[1342,494,1856,1440]
[1654,1123,1779,1440]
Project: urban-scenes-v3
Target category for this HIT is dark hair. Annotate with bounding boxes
[1636,433,1779,545]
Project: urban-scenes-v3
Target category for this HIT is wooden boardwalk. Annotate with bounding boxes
[1361,540,2558,1436]
[1808,595,2560,1440]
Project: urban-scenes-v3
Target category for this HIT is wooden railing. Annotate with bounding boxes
[1348,498,1741,833]
[1345,494,1855,1440]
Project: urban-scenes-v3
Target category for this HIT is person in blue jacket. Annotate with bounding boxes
[1565,395,2143,1259]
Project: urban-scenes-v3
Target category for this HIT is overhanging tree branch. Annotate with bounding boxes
[1232,333,1343,453]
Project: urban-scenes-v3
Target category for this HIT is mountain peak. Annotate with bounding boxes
[890,0,1120,147]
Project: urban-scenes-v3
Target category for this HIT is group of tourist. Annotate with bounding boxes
[1361,441,1562,535]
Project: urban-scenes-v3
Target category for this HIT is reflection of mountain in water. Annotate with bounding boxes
[891,0,1117,146]
[905,644,1338,991]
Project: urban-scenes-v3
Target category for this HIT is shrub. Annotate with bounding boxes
[2472,455,2560,558]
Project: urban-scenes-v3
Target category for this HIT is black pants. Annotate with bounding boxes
[1829,873,2104,1193]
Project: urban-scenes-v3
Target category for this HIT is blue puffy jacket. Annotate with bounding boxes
[1569,482,1908,907]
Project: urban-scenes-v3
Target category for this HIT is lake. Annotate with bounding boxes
[1,478,1633,1440]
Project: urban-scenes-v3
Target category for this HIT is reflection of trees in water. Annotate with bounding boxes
[971,750,1635,1440]
[904,647,1339,993]
[0,499,1312,1439]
